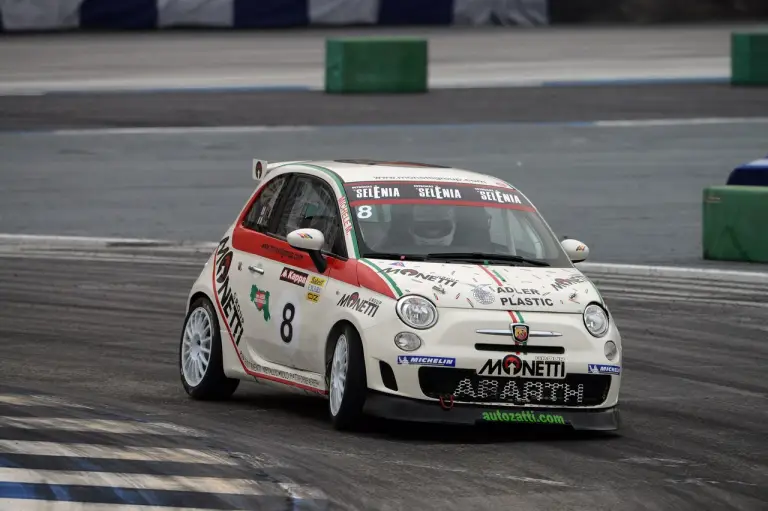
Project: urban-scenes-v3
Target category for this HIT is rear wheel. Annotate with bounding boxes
[328,325,367,430]
[179,297,239,400]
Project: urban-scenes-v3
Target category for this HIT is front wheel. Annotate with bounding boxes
[179,297,239,400]
[327,325,367,430]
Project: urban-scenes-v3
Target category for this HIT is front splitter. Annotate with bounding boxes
[363,391,620,430]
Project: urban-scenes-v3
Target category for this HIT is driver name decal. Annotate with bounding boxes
[214,237,245,345]
[337,292,381,317]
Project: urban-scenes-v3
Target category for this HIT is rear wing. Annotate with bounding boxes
[252,159,306,182]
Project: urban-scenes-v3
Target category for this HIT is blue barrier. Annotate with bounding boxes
[727,156,768,187]
[0,0,549,32]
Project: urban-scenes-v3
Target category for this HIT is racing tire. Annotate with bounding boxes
[327,324,367,431]
[179,297,239,401]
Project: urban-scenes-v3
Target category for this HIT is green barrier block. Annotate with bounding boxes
[325,37,428,94]
[731,31,768,86]
[702,186,768,263]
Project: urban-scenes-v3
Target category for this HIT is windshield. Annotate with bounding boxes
[344,181,573,267]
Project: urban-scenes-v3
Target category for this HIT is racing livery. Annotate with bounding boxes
[178,159,622,431]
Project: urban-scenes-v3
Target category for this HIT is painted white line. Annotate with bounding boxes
[0,233,217,250]
[0,417,203,436]
[0,501,243,511]
[53,126,316,136]
[0,394,92,409]
[577,262,768,284]
[593,117,768,128]
[0,468,309,496]
[0,441,237,465]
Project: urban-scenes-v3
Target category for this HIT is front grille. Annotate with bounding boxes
[418,367,611,407]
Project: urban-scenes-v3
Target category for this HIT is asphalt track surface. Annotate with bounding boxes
[0,246,766,510]
[3,83,768,130]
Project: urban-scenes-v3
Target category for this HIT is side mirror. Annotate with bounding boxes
[287,228,327,273]
[561,238,589,263]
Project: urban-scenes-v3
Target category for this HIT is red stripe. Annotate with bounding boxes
[211,244,327,395]
[348,199,535,212]
[346,180,515,190]
[357,263,396,299]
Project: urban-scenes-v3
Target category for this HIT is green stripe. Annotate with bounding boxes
[517,311,526,323]
[360,258,403,297]
[492,269,506,283]
[273,162,360,258]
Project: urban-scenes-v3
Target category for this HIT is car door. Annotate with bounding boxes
[265,173,348,370]
[229,173,293,367]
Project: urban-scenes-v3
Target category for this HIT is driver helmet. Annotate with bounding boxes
[409,205,456,246]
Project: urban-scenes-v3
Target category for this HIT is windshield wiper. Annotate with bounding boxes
[424,252,551,267]
[361,252,428,261]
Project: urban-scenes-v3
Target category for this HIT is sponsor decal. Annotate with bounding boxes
[496,286,539,295]
[455,378,585,404]
[475,188,524,205]
[381,267,458,287]
[237,347,323,389]
[480,410,566,425]
[576,244,586,252]
[214,238,245,345]
[478,354,566,378]
[249,285,271,321]
[338,196,353,234]
[551,274,588,291]
[501,296,554,307]
[297,232,313,239]
[390,261,406,267]
[261,243,303,261]
[306,292,320,303]
[414,184,463,200]
[588,364,621,375]
[309,276,327,287]
[307,275,326,294]
[397,355,456,367]
[350,184,402,199]
[471,285,496,305]
[280,267,309,287]
[337,292,381,317]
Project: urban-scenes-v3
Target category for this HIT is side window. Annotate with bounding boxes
[242,175,288,232]
[273,176,346,257]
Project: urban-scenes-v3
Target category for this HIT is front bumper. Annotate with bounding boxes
[363,390,620,430]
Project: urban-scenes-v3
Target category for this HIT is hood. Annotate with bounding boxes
[368,260,601,313]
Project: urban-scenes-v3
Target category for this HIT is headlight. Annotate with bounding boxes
[583,303,609,337]
[396,295,438,330]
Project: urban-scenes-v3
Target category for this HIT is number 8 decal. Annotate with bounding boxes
[281,303,295,343]
[357,205,372,219]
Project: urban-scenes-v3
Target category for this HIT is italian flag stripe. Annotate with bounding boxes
[359,258,403,297]
[510,311,526,323]
[492,269,506,282]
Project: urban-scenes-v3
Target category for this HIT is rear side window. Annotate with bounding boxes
[242,175,288,232]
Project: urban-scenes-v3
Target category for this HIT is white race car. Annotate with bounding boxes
[179,159,622,431]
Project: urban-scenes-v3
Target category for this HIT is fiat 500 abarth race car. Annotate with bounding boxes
[179,159,622,431]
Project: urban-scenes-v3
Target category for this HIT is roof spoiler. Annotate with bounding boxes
[253,159,308,181]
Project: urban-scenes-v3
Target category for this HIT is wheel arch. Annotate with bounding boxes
[188,291,214,314]
[324,320,364,382]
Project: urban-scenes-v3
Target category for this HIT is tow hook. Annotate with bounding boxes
[439,395,455,411]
